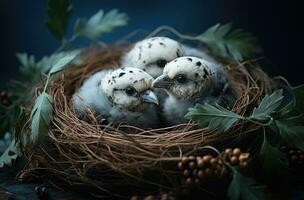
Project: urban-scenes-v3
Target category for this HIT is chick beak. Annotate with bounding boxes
[153,75,172,89]
[141,90,159,105]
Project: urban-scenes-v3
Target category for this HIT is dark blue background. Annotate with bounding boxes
[0,0,302,86]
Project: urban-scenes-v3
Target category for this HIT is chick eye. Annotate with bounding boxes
[156,59,167,68]
[125,86,137,96]
[175,74,188,84]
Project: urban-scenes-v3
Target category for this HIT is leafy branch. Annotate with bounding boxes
[30,51,80,146]
[148,24,262,61]
[74,9,128,41]
[45,0,73,40]
[187,85,304,178]
[186,90,284,132]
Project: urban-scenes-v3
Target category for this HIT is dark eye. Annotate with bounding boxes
[125,86,137,96]
[156,59,167,68]
[175,74,187,84]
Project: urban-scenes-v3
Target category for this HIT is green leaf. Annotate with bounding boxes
[196,23,262,61]
[227,168,265,200]
[74,9,128,40]
[45,0,73,39]
[292,84,304,115]
[274,119,304,151]
[260,129,289,176]
[250,90,284,121]
[16,53,40,79]
[16,50,81,82]
[49,50,81,75]
[272,77,296,117]
[30,92,53,145]
[185,103,243,132]
[0,140,21,168]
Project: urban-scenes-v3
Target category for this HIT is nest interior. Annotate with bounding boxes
[18,44,275,197]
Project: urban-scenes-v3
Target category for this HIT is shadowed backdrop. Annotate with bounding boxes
[0,0,302,86]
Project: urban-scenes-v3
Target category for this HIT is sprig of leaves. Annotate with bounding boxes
[249,90,284,121]
[186,89,288,132]
[74,9,128,40]
[30,92,53,145]
[16,50,81,84]
[45,0,73,40]
[196,23,263,61]
[0,51,82,167]
[186,103,244,132]
[148,24,262,61]
[28,51,81,146]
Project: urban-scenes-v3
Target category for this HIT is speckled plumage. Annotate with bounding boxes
[153,56,235,125]
[72,67,160,128]
[121,37,215,79]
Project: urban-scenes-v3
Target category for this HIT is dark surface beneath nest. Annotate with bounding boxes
[1,158,304,200]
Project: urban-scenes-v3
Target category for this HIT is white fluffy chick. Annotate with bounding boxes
[72,67,160,128]
[121,36,216,79]
[153,56,234,125]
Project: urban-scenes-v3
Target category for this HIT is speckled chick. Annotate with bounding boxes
[153,56,235,125]
[121,36,216,78]
[72,67,160,128]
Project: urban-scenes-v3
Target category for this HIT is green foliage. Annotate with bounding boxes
[0,140,21,168]
[45,0,73,39]
[250,90,284,121]
[185,90,287,133]
[16,50,80,83]
[196,23,263,61]
[274,119,304,151]
[30,92,53,145]
[49,50,81,75]
[0,81,34,137]
[74,9,128,40]
[227,168,265,200]
[292,84,304,115]
[260,130,289,176]
[185,103,244,132]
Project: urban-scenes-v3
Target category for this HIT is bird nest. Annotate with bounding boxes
[18,44,274,198]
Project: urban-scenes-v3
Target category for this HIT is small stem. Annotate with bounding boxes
[43,73,51,93]
[55,35,78,53]
[200,145,222,156]
[244,117,272,126]
[147,25,199,41]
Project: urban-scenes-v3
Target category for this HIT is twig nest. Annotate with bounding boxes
[19,44,274,197]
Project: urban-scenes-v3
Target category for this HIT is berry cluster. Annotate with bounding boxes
[178,155,227,188]
[177,148,250,188]
[280,145,304,167]
[222,148,250,170]
[0,90,12,107]
[130,192,174,200]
